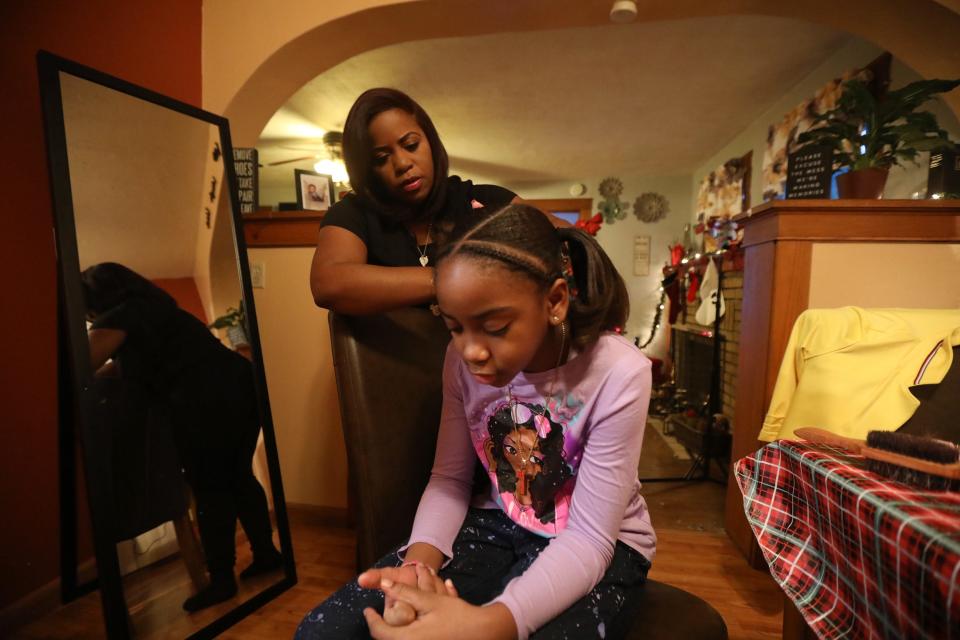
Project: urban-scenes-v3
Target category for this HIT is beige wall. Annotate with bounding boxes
[195,127,226,318]
[809,243,960,308]
[209,193,243,322]
[247,247,347,508]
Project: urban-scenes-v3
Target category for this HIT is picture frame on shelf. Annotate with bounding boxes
[295,169,334,212]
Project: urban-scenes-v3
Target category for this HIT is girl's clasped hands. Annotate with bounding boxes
[358,565,514,640]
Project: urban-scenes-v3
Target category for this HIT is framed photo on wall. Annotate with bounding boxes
[295,169,334,212]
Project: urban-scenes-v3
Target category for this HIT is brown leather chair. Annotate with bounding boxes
[329,307,727,640]
[329,308,449,570]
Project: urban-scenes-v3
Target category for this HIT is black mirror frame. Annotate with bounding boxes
[36,50,296,639]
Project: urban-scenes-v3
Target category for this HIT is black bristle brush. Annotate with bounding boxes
[794,427,960,491]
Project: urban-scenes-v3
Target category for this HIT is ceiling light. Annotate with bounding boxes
[314,131,349,184]
[314,158,349,184]
[609,0,637,23]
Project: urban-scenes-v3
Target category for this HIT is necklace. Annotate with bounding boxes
[412,219,434,267]
[507,320,567,476]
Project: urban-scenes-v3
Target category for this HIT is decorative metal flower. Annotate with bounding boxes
[598,177,624,199]
[599,200,626,224]
[633,192,669,223]
[597,177,627,224]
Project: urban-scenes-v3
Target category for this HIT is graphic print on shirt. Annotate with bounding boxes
[482,400,575,535]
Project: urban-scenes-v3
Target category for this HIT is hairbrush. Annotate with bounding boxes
[793,427,960,491]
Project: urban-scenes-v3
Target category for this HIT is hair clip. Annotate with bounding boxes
[560,241,580,299]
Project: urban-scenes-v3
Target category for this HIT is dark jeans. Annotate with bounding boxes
[294,508,651,639]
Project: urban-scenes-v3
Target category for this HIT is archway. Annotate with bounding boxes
[214,0,960,146]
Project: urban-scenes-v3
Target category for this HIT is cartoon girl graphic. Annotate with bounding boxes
[484,402,573,531]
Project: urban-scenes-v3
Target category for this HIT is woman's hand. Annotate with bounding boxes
[363,580,517,640]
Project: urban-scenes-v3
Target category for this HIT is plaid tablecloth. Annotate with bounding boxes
[736,440,960,640]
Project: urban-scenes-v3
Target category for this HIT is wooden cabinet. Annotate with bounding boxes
[724,199,960,566]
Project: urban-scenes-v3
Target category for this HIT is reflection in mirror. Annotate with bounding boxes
[45,60,294,638]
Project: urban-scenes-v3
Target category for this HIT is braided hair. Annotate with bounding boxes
[436,204,629,348]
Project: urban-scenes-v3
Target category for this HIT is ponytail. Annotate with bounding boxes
[556,227,629,347]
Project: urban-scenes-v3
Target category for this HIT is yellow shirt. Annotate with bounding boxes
[759,307,960,442]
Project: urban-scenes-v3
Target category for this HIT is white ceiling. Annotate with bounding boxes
[257,15,851,187]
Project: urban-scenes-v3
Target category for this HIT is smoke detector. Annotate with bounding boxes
[609,0,637,23]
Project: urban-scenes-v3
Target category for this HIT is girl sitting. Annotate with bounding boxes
[297,203,655,639]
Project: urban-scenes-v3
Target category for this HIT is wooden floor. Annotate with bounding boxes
[227,511,785,640]
[13,425,784,639]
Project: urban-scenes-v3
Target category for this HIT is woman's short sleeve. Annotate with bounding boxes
[472,184,516,210]
[319,196,370,246]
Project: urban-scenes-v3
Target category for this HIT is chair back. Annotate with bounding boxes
[328,308,450,570]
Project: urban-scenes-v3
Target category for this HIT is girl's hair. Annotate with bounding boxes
[81,262,175,315]
[437,204,629,348]
[342,87,450,220]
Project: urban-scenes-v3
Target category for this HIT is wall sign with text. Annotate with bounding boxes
[233,147,259,214]
[786,146,832,199]
[633,235,651,277]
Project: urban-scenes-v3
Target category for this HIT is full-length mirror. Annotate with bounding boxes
[38,52,295,639]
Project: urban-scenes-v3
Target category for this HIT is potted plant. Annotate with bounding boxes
[796,77,960,198]
[209,300,249,349]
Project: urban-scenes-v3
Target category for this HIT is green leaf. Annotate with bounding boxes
[902,111,940,130]
[842,80,877,119]
[908,137,956,152]
[878,78,960,123]
[799,76,959,170]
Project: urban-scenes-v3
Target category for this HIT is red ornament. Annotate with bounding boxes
[669,243,684,266]
[575,213,603,236]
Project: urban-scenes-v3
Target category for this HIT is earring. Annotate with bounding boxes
[551,315,560,325]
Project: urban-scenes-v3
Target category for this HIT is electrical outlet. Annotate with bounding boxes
[250,261,265,288]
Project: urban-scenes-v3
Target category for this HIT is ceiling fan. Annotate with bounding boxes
[266,130,343,167]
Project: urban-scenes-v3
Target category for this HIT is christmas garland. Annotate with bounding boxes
[636,286,666,349]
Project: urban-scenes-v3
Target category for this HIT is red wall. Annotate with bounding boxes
[0,0,202,609]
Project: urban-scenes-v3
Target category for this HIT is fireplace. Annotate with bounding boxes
[667,250,743,420]
[673,326,716,411]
